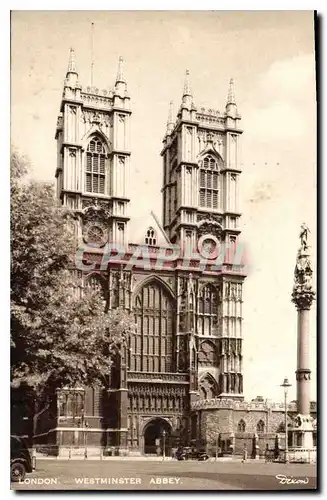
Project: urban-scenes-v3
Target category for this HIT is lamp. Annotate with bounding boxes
[280,377,292,463]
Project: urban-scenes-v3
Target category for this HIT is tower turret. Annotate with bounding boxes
[182,69,192,108]
[225,78,238,119]
[166,101,174,136]
[114,56,127,98]
[64,48,80,90]
[179,70,197,122]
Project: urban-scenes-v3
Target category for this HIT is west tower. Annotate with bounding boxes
[55,49,131,248]
[161,72,245,400]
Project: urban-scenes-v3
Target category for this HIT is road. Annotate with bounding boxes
[12,459,317,491]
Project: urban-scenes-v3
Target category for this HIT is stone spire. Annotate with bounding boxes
[114,56,127,97]
[225,78,238,118]
[181,69,194,109]
[116,56,126,85]
[64,48,79,88]
[183,69,192,97]
[166,101,174,135]
[67,48,78,74]
[226,78,236,106]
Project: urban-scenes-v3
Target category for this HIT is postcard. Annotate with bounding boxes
[10,10,317,491]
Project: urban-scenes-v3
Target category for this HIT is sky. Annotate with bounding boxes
[11,10,317,403]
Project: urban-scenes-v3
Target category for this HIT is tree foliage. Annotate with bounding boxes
[11,149,135,396]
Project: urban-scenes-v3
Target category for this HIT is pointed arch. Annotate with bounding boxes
[83,132,110,195]
[144,226,157,246]
[198,151,222,210]
[132,275,175,304]
[198,284,219,336]
[81,128,111,153]
[257,419,265,433]
[197,141,224,162]
[132,277,174,373]
[238,419,246,432]
[198,340,216,366]
[198,372,218,399]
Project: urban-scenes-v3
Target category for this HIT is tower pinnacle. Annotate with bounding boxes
[181,69,195,111]
[116,56,126,85]
[166,101,174,135]
[67,48,78,75]
[183,69,192,98]
[64,48,80,90]
[226,78,236,106]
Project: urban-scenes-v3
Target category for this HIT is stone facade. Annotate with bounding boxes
[30,52,316,457]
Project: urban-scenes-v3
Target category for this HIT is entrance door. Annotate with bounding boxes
[143,418,171,455]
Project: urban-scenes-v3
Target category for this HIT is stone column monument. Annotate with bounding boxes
[290,223,316,462]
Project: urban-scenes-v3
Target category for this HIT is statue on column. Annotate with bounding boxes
[299,223,310,252]
[292,224,315,310]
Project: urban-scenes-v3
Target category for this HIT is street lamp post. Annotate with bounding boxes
[162,430,166,461]
[280,377,292,463]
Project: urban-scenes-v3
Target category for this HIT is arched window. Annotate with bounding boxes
[238,419,246,432]
[85,137,107,194]
[132,282,173,373]
[198,341,216,366]
[198,373,218,399]
[257,420,265,433]
[198,284,219,336]
[145,227,157,246]
[199,155,219,209]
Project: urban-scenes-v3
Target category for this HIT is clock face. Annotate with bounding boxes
[83,222,107,247]
[198,235,220,260]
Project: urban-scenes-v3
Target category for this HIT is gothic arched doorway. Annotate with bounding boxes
[143,418,171,455]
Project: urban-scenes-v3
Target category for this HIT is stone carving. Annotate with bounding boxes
[82,110,113,128]
[292,224,315,310]
[81,200,111,247]
[187,273,195,296]
[82,199,111,222]
[190,398,299,412]
[80,91,113,108]
[197,213,223,224]
[127,372,188,382]
[197,219,223,239]
[300,222,310,252]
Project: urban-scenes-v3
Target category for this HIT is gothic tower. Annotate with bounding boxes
[55,49,131,248]
[161,72,245,400]
[161,73,242,251]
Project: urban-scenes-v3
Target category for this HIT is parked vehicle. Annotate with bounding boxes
[10,435,33,482]
[175,446,209,461]
[175,446,187,461]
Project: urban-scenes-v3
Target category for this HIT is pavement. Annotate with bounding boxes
[11,458,317,491]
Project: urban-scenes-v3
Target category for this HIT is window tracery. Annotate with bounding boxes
[238,419,246,432]
[198,285,219,335]
[132,282,173,373]
[199,155,219,209]
[85,137,107,194]
[145,227,157,246]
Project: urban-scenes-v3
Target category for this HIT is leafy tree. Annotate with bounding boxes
[11,148,135,398]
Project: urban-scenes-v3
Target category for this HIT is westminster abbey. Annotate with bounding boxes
[32,50,316,457]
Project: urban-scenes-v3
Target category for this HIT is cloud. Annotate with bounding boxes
[246,101,306,142]
[243,54,315,143]
[259,54,316,102]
